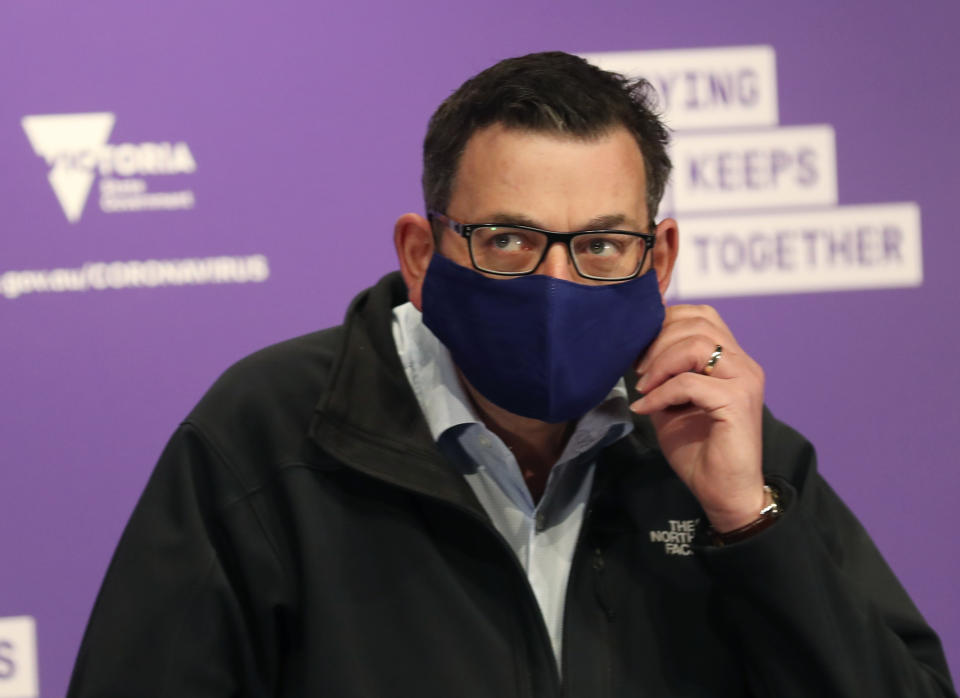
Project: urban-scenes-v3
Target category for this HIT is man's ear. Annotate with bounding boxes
[651,217,679,298]
[394,212,435,311]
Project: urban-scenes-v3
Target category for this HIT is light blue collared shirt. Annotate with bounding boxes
[391,301,634,667]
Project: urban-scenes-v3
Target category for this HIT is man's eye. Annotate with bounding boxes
[590,240,611,255]
[581,237,621,256]
[490,232,528,251]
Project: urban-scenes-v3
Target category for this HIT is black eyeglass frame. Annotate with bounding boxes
[428,210,657,281]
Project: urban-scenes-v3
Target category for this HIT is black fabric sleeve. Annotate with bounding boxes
[697,421,956,697]
[66,424,288,698]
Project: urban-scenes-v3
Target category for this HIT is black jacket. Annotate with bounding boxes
[68,272,956,697]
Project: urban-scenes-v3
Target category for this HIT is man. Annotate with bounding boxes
[68,52,955,697]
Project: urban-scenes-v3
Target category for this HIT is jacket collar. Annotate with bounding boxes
[309,272,486,516]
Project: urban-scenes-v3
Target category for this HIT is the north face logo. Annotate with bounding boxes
[649,518,700,556]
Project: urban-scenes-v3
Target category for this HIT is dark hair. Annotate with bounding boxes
[422,51,672,231]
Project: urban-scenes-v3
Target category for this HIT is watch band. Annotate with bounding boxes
[708,484,782,546]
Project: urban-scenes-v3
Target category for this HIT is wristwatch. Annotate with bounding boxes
[708,484,782,546]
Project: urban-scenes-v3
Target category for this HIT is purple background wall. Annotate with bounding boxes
[2,1,958,695]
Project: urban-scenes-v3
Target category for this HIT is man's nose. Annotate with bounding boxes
[536,241,578,281]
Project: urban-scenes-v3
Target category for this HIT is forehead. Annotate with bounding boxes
[448,123,648,229]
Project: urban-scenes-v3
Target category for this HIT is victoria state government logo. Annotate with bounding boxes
[21,112,197,223]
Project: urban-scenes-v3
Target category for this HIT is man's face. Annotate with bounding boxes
[395,121,677,310]
[441,123,653,285]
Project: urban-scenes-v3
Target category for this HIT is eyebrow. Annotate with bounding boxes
[480,211,638,231]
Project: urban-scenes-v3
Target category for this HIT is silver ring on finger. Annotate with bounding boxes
[701,344,723,376]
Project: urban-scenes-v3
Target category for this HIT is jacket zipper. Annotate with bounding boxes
[559,504,613,698]
[438,496,564,697]
[364,477,564,698]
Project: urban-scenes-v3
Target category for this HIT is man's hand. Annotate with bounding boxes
[630,304,766,533]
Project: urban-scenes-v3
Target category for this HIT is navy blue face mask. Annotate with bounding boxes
[421,253,665,423]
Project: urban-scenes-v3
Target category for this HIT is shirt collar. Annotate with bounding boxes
[391,301,634,460]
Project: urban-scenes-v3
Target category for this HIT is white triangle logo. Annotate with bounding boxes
[21,112,116,223]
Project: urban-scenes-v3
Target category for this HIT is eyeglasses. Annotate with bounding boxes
[428,211,656,281]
